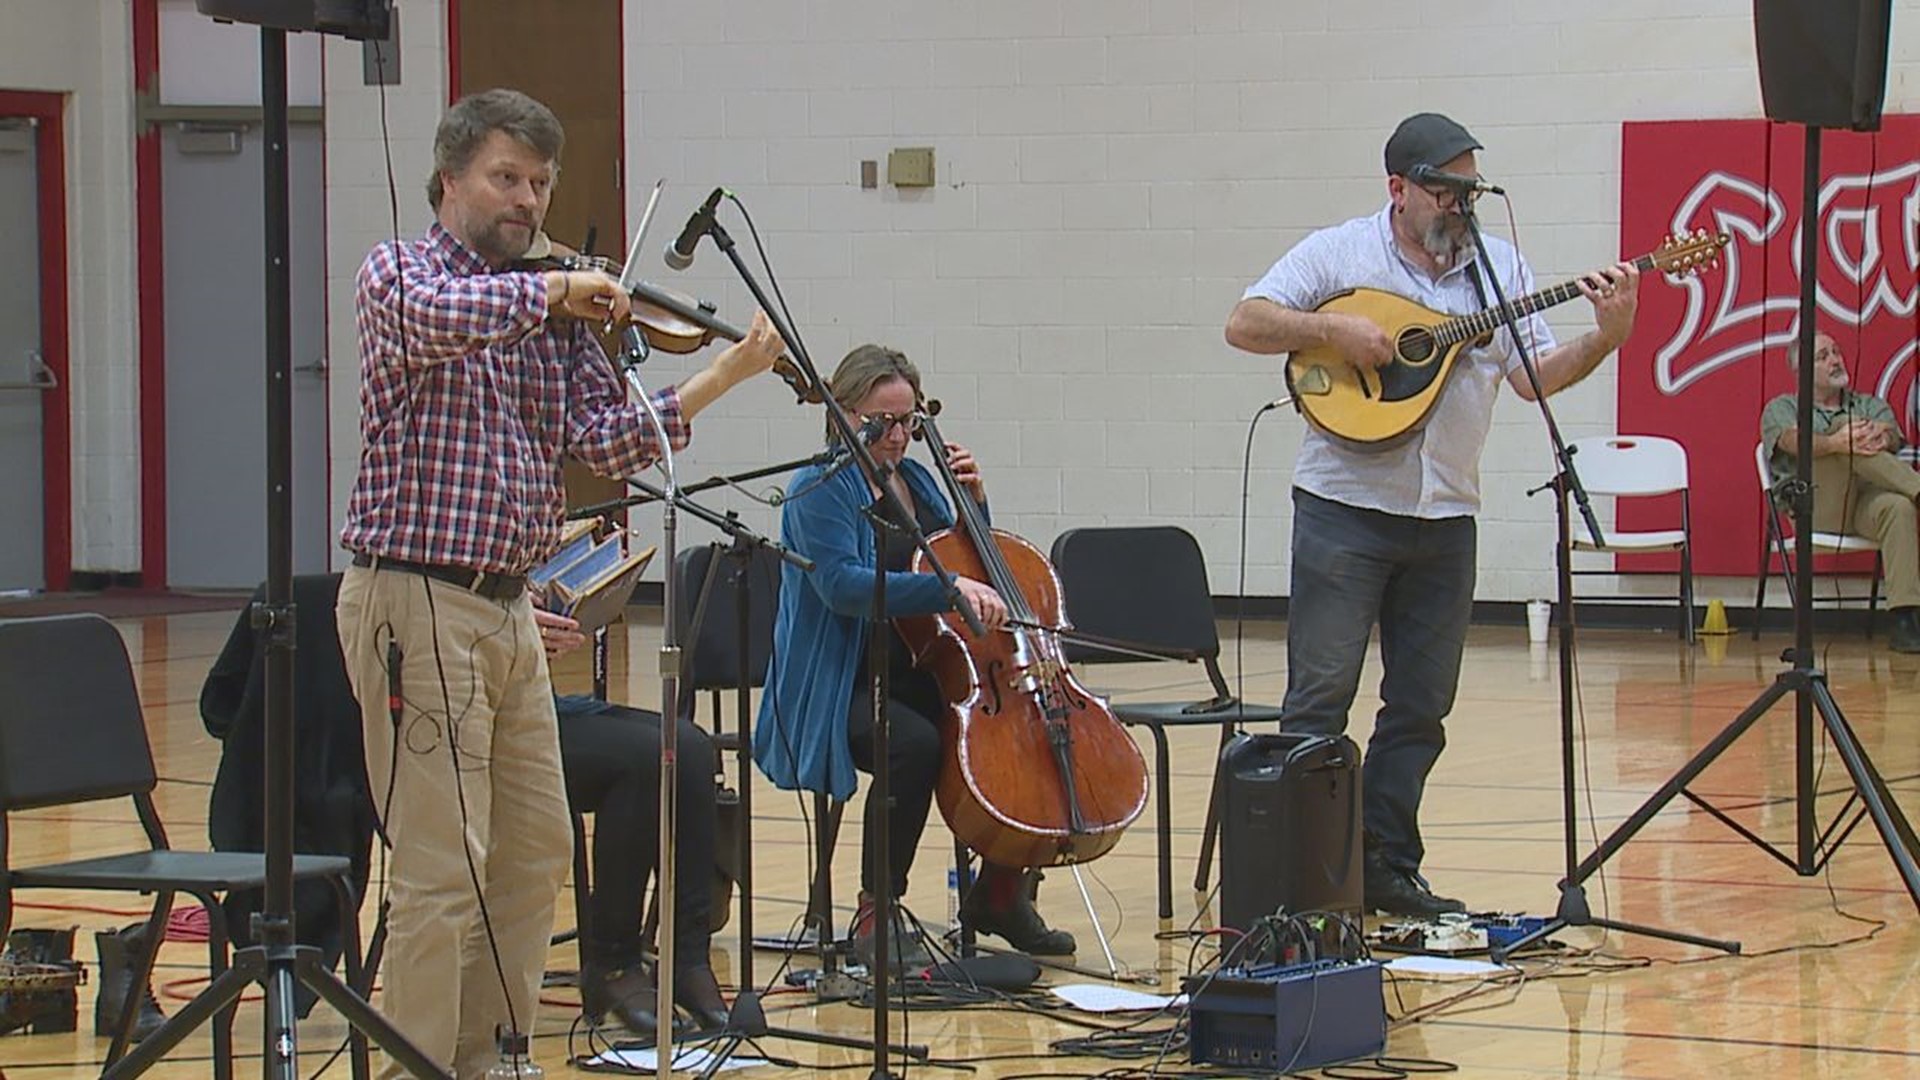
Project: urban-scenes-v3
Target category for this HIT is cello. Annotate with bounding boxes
[894,410,1149,869]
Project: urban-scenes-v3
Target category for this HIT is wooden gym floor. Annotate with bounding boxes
[4,607,1918,1078]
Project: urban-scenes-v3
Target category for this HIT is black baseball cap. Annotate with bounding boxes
[1384,113,1483,176]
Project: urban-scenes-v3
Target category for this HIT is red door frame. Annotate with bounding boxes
[0,89,72,592]
[133,0,165,588]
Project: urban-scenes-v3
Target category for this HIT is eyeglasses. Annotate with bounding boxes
[859,411,923,436]
[1418,183,1482,210]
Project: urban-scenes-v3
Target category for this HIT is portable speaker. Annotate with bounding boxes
[1753,0,1893,131]
[1218,732,1363,938]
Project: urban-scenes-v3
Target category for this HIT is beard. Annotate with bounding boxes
[1421,212,1469,266]
[458,208,538,265]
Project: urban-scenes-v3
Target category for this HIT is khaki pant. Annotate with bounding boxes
[336,565,572,1080]
[1809,451,1920,610]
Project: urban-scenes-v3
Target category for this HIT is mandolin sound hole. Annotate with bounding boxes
[1396,328,1437,366]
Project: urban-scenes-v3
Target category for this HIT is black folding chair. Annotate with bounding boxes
[1050,526,1285,921]
[674,542,789,984]
[0,614,366,1080]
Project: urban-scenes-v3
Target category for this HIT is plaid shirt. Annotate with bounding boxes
[340,223,689,575]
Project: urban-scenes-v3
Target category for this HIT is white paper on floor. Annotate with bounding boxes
[582,1046,768,1073]
[1050,983,1189,1013]
[1383,955,1508,978]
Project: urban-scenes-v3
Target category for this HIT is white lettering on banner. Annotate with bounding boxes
[1655,162,1920,398]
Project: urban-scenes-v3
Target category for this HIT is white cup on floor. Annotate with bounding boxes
[1526,598,1551,644]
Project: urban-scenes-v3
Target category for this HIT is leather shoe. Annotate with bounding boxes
[1890,607,1920,653]
[673,963,732,1031]
[1364,853,1466,918]
[579,958,661,1037]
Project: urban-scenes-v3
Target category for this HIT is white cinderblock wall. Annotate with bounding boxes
[290,0,1909,603]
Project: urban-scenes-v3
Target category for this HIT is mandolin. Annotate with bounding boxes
[1283,229,1727,448]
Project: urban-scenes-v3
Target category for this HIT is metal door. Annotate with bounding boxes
[162,119,329,588]
[0,119,47,592]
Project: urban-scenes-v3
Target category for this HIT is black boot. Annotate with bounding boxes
[959,866,1076,955]
[1890,607,1920,653]
[578,956,662,1038]
[1,927,81,1035]
[672,962,731,1031]
[94,922,166,1041]
[1363,850,1466,917]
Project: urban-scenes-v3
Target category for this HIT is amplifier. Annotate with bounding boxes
[1219,732,1364,941]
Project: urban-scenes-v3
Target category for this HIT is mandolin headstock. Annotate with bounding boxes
[1649,228,1730,279]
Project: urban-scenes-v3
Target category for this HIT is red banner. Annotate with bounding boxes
[1617,116,1920,576]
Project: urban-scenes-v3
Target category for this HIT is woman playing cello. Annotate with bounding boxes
[756,344,1075,960]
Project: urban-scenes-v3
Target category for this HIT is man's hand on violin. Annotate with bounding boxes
[533,607,587,661]
[545,269,632,324]
[955,576,1009,633]
[945,442,987,503]
[714,310,783,386]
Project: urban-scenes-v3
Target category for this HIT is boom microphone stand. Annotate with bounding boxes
[1501,126,1920,963]
[110,6,449,1078]
[672,193,984,1080]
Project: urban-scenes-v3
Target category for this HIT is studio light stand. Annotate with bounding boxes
[1501,125,1920,966]
[110,4,449,1078]
[1412,183,1744,962]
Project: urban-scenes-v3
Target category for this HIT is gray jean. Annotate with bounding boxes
[1280,490,1475,876]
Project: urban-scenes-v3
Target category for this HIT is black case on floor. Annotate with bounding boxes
[1218,732,1363,935]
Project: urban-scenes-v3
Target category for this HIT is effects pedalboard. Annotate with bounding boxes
[1366,912,1555,957]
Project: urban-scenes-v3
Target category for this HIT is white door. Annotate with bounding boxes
[0,119,47,592]
[162,119,330,588]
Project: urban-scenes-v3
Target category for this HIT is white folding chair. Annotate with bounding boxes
[1568,435,1696,642]
[1751,441,1883,639]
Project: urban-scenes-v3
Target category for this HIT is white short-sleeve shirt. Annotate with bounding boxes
[1243,204,1556,519]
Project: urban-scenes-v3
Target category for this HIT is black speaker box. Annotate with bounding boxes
[1218,732,1363,936]
[1753,0,1893,131]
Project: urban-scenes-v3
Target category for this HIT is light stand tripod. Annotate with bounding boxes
[1496,124,1920,961]
[1432,184,1742,962]
[110,6,448,1078]
[676,194,984,1080]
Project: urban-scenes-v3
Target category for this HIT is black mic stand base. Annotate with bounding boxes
[1490,886,1741,964]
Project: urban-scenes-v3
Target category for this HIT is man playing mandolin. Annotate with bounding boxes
[1223,112,1641,917]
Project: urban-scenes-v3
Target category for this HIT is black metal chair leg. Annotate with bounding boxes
[1146,725,1173,922]
[1190,723,1238,895]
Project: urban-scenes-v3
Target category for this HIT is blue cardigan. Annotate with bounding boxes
[753,456,982,800]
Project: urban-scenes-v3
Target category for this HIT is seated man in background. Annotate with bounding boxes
[536,607,732,1036]
[1761,328,1920,652]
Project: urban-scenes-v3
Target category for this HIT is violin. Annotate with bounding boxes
[892,411,1149,869]
[516,246,822,405]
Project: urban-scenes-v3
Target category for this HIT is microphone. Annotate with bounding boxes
[1407,162,1504,196]
[663,187,726,271]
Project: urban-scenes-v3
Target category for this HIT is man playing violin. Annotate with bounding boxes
[1223,113,1641,918]
[334,87,780,1078]
[757,344,1076,961]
